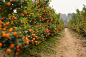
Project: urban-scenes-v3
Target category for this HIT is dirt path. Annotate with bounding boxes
[57,28,77,57]
[55,28,86,57]
[45,28,86,57]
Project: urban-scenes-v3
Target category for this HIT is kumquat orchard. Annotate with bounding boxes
[0,0,64,56]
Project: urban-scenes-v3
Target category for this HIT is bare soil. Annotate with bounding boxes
[44,28,86,57]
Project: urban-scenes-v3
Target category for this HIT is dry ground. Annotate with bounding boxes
[44,28,86,57]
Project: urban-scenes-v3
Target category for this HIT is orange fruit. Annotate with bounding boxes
[25,13,27,15]
[1,17,4,20]
[0,21,3,24]
[21,45,24,49]
[0,28,2,30]
[25,42,29,45]
[13,27,16,30]
[31,40,33,42]
[22,14,24,17]
[33,31,35,33]
[32,42,34,44]
[2,31,5,34]
[8,28,13,33]
[16,34,18,38]
[25,37,28,41]
[0,8,2,11]
[10,44,14,48]
[36,31,38,33]
[32,34,35,37]
[23,10,25,13]
[12,0,14,2]
[42,37,44,39]
[28,15,30,17]
[35,36,37,38]
[16,44,19,48]
[3,24,6,27]
[2,33,6,37]
[6,22,10,26]
[27,15,29,17]
[21,1,24,3]
[22,36,25,39]
[28,29,32,32]
[17,48,20,51]
[5,26,7,29]
[36,43,38,45]
[19,31,22,34]
[11,22,14,25]
[27,36,30,38]
[13,32,17,36]
[39,16,41,18]
[3,28,6,31]
[0,24,2,27]
[15,52,18,55]
[28,39,30,42]
[5,33,9,38]
[7,2,11,6]
[33,38,35,40]
[35,41,37,43]
[50,9,52,10]
[38,42,40,44]
[6,49,11,53]
[0,43,2,47]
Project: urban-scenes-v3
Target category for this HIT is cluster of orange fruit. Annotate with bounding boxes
[68,5,86,35]
[0,0,64,56]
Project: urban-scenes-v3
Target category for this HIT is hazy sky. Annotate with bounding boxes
[49,0,86,15]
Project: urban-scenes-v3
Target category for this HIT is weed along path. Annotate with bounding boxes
[46,28,86,57]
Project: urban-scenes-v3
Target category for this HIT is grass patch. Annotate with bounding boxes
[68,28,85,39]
[57,29,65,37]
[17,37,58,57]
[16,30,64,57]
[0,29,64,57]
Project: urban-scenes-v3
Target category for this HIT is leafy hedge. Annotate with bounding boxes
[0,0,64,56]
[68,5,86,35]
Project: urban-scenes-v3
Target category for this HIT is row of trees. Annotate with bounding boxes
[0,0,64,56]
[68,5,86,35]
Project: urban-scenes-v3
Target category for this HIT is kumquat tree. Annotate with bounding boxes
[68,5,86,36]
[0,0,64,56]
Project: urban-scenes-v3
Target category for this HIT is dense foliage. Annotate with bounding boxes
[68,5,86,35]
[0,0,64,56]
